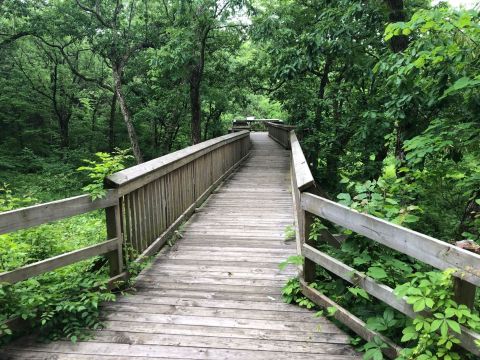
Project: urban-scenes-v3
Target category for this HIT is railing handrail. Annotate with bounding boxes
[290,132,314,191]
[266,121,294,150]
[235,118,284,123]
[266,121,295,130]
[0,191,118,235]
[0,131,251,286]
[0,238,119,284]
[266,122,480,358]
[106,130,249,195]
[301,192,480,285]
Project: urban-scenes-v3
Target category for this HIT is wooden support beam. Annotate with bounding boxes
[105,202,124,277]
[302,211,316,283]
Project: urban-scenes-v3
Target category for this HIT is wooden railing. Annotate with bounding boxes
[272,125,480,358]
[106,130,250,261]
[0,191,125,284]
[0,130,250,294]
[266,122,295,149]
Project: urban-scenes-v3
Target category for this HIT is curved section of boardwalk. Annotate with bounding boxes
[3,133,359,359]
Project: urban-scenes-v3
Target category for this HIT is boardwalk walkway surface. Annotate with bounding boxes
[3,133,359,359]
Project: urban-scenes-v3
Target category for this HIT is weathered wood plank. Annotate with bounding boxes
[90,331,357,355]
[100,320,353,343]
[290,132,315,191]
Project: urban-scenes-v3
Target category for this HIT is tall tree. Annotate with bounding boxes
[158,0,249,144]
[68,0,164,163]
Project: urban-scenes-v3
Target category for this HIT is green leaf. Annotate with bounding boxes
[367,267,388,280]
[327,306,337,316]
[413,298,426,312]
[446,320,461,334]
[441,76,480,98]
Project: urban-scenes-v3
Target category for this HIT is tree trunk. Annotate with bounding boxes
[59,115,69,148]
[108,92,117,152]
[384,0,409,53]
[384,0,409,161]
[189,28,209,145]
[315,57,332,127]
[112,66,143,163]
[190,71,202,144]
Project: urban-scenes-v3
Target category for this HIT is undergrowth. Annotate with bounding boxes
[0,149,144,345]
[281,169,480,360]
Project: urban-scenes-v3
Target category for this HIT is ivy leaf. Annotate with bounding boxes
[413,298,426,312]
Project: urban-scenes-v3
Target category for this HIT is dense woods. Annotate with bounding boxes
[1,0,480,359]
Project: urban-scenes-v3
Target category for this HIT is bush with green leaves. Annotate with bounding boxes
[282,166,480,359]
[0,186,116,344]
[0,262,115,344]
[395,269,480,360]
[77,148,133,199]
[0,150,133,344]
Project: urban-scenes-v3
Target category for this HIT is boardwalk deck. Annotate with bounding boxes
[2,133,359,359]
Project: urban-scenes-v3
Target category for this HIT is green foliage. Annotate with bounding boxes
[394,269,480,360]
[363,336,388,360]
[0,260,116,344]
[283,224,296,241]
[77,149,133,199]
[278,255,303,271]
[0,180,117,344]
[0,183,35,211]
[337,164,421,226]
[281,277,314,309]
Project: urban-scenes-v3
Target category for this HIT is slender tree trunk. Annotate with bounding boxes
[190,72,202,144]
[59,115,69,148]
[112,66,143,163]
[315,57,332,127]
[168,123,181,152]
[203,105,212,141]
[51,64,70,148]
[384,0,409,161]
[189,28,209,145]
[108,92,117,152]
[153,119,159,153]
[384,0,409,53]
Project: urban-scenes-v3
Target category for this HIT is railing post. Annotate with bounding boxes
[453,278,476,309]
[105,201,124,277]
[301,208,316,283]
[453,242,477,309]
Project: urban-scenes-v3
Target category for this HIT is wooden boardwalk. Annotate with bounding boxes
[3,133,359,359]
